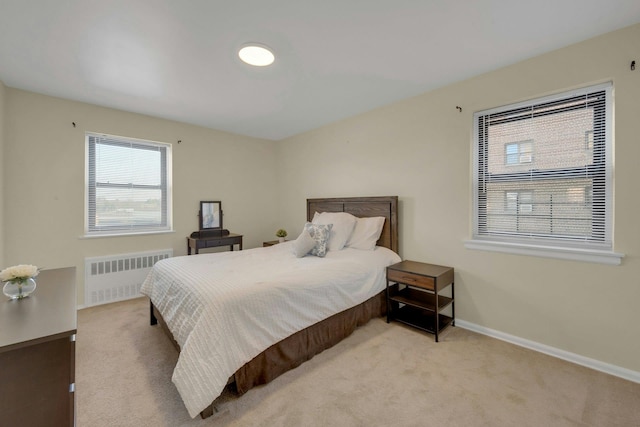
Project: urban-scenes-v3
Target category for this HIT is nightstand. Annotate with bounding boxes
[386,260,454,342]
[263,240,286,247]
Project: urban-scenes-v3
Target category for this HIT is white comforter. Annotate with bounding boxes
[140,242,401,417]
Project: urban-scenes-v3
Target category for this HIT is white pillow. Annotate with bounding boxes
[346,216,386,250]
[292,229,317,258]
[312,211,357,251]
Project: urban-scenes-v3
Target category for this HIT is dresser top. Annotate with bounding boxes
[0,267,76,351]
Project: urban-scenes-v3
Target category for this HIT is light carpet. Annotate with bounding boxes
[76,297,640,426]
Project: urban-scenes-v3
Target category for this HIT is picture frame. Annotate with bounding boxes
[199,201,222,230]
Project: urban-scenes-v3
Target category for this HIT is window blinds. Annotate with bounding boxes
[86,133,171,234]
[474,83,612,247]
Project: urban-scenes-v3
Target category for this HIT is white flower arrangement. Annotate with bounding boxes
[0,264,40,284]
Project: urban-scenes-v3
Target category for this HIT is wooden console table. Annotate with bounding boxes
[187,233,243,255]
[0,267,77,427]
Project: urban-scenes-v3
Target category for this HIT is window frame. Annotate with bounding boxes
[85,132,173,237]
[465,82,623,265]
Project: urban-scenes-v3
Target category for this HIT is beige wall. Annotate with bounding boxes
[0,79,5,266]
[276,24,640,373]
[3,89,279,304]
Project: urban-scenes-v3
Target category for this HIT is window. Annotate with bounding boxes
[86,133,172,235]
[584,130,594,151]
[505,140,533,165]
[468,82,622,264]
[505,191,533,215]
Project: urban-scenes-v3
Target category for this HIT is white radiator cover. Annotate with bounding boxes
[84,249,173,307]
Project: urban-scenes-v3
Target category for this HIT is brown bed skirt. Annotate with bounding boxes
[234,291,386,393]
[151,291,386,418]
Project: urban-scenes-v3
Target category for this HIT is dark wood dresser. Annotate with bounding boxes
[0,267,77,427]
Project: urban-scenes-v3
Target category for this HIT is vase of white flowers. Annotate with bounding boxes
[1,264,39,300]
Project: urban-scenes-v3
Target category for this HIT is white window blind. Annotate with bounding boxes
[86,133,172,235]
[472,83,612,249]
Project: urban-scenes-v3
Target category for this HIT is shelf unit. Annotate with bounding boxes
[386,260,454,342]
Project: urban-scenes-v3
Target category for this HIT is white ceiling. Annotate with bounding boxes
[1,1,639,141]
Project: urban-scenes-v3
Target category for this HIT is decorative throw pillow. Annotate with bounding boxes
[312,211,357,251]
[346,216,386,250]
[304,222,333,257]
[292,229,317,258]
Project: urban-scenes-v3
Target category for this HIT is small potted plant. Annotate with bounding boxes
[276,229,288,243]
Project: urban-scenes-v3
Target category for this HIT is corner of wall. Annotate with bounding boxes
[0,79,5,267]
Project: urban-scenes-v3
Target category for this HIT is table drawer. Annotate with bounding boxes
[387,269,434,290]
[203,239,227,247]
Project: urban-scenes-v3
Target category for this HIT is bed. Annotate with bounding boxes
[142,196,400,418]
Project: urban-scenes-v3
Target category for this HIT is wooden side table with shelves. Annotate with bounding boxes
[386,260,454,342]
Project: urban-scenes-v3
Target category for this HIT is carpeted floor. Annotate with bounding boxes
[76,297,640,426]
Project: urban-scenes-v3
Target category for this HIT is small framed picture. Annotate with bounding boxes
[199,201,222,230]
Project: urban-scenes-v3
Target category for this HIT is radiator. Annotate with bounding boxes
[84,249,173,307]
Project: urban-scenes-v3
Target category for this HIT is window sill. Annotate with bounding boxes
[80,230,175,239]
[464,239,624,265]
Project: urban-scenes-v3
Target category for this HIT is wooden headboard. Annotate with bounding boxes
[307,196,398,253]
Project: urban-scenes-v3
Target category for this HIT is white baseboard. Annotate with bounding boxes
[76,294,146,311]
[455,319,640,384]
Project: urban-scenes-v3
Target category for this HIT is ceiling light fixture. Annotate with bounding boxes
[238,44,275,67]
